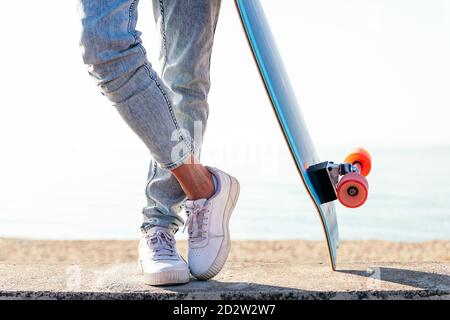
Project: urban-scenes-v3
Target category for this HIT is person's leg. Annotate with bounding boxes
[143,157,214,234]
[151,0,240,281]
[143,0,222,228]
[80,0,194,171]
[78,0,190,285]
[79,0,239,283]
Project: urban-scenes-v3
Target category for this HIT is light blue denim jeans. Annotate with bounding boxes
[79,0,221,232]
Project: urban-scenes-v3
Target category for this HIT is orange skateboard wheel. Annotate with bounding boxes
[337,173,369,208]
[344,147,372,177]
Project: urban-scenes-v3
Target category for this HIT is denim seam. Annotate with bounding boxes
[158,0,168,72]
[207,3,222,96]
[142,62,194,164]
[127,0,192,169]
[161,149,192,170]
[127,0,139,44]
[142,63,178,132]
[144,160,157,200]
[138,43,147,56]
[127,0,147,57]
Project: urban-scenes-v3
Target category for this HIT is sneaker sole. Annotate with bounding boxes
[138,261,190,286]
[193,175,240,280]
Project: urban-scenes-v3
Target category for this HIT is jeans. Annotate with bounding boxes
[79,0,222,232]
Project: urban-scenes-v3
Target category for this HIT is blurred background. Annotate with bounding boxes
[0,0,449,241]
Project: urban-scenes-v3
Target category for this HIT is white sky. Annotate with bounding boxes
[1,0,449,159]
[1,0,449,152]
[0,1,449,238]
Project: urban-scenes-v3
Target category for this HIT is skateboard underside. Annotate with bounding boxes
[235,0,340,270]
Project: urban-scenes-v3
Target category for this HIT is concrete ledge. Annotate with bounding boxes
[1,262,449,300]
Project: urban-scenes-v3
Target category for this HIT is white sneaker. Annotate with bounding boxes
[183,167,240,280]
[138,227,190,286]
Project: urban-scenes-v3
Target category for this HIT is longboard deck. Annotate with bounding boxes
[235,0,340,270]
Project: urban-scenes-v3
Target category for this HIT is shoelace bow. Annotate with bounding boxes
[145,229,176,257]
[183,203,210,243]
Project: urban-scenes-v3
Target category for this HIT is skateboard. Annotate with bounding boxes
[235,0,372,270]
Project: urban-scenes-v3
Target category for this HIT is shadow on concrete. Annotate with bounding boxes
[338,267,450,291]
[160,279,315,299]
[1,262,449,299]
[156,271,450,300]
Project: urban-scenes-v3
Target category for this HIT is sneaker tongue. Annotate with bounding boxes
[185,198,208,209]
[145,226,176,239]
[144,227,176,257]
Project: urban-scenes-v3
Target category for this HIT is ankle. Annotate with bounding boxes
[185,168,215,200]
[171,164,215,200]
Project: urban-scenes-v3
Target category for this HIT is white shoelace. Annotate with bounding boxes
[145,229,177,258]
[183,200,210,243]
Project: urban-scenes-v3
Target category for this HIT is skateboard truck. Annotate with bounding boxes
[307,148,372,208]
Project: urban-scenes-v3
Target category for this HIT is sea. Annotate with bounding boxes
[0,145,449,241]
